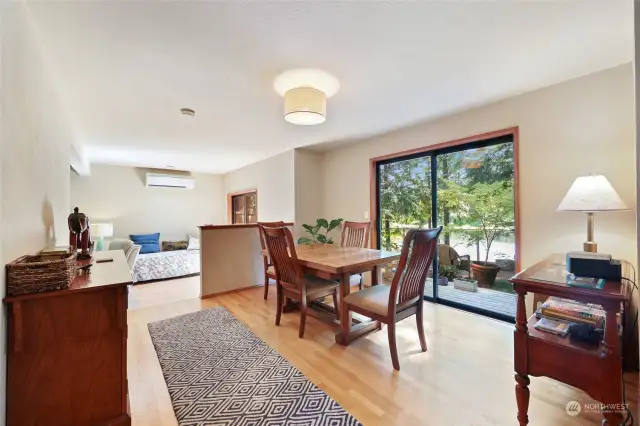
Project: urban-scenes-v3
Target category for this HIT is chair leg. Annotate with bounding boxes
[416,304,427,352]
[275,288,283,326]
[359,273,363,290]
[388,321,400,371]
[331,290,340,323]
[298,298,307,338]
[264,272,269,300]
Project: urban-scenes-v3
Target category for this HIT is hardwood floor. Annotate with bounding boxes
[128,277,201,310]
[128,277,639,426]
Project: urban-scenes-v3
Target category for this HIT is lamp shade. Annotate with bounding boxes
[274,69,339,126]
[284,87,326,125]
[92,223,113,238]
[557,175,628,212]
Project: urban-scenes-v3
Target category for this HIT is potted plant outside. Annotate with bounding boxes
[438,264,458,285]
[453,181,514,287]
[471,261,500,287]
[453,277,479,292]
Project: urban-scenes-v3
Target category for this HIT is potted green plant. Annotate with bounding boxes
[454,182,514,287]
[438,265,458,285]
[453,277,478,292]
[297,218,343,245]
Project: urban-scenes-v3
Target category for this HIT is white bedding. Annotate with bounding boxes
[132,249,200,283]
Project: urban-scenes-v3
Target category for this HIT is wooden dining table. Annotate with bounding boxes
[264,244,400,345]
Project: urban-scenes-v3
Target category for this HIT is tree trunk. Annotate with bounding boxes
[443,209,450,245]
[441,157,450,245]
[485,240,491,264]
[384,215,391,250]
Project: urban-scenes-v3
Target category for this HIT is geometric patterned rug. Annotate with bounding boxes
[148,307,363,426]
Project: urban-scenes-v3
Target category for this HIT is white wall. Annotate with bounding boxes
[0,2,77,424]
[223,150,295,223]
[322,64,637,272]
[294,149,324,240]
[71,164,225,241]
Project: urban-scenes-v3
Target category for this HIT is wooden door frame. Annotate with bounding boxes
[227,189,258,224]
[369,126,521,272]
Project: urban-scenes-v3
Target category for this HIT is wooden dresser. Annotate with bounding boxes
[4,250,132,426]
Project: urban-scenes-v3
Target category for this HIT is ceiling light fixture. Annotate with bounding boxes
[180,108,195,117]
[274,69,339,125]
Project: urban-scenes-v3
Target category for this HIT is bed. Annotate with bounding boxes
[132,249,200,283]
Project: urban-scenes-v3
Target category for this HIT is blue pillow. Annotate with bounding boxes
[129,233,161,254]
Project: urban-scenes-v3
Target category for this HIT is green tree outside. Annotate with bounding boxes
[379,142,515,258]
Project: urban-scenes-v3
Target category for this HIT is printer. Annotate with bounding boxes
[566,251,622,281]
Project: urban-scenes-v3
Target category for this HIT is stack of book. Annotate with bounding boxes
[39,246,72,261]
[533,297,613,337]
[534,318,570,336]
[40,246,71,255]
[538,296,605,328]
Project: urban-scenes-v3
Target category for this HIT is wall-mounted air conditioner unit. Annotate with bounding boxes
[145,173,195,189]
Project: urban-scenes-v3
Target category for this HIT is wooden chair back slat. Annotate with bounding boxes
[340,221,371,248]
[258,221,286,251]
[261,224,302,292]
[258,221,286,300]
[390,227,442,306]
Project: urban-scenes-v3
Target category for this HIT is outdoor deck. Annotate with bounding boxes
[424,279,516,318]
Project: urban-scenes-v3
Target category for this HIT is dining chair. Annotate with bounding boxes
[261,223,340,338]
[343,226,442,371]
[257,221,285,299]
[340,221,371,290]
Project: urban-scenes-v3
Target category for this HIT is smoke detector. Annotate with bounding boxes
[180,108,195,117]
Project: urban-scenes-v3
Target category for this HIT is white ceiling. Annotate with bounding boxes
[28,1,633,174]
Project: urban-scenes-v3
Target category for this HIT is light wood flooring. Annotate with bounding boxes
[128,277,639,426]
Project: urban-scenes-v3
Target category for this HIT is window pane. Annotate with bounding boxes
[246,194,257,223]
[378,156,433,296]
[233,196,246,224]
[436,142,516,318]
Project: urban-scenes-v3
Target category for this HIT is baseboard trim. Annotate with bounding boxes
[133,273,200,285]
[200,284,265,299]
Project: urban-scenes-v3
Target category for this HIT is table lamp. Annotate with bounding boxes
[92,223,113,251]
[557,175,628,252]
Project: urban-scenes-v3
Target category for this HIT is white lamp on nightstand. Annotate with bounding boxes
[92,223,113,251]
[557,175,628,253]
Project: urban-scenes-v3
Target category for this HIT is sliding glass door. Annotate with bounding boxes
[376,135,516,321]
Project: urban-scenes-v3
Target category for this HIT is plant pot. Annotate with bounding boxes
[437,276,449,286]
[454,278,478,292]
[471,261,500,287]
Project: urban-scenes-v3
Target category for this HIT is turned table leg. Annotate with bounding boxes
[336,272,353,345]
[371,264,380,286]
[515,373,530,426]
[514,288,529,426]
[600,305,624,426]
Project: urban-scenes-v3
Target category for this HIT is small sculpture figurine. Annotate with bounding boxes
[68,207,93,260]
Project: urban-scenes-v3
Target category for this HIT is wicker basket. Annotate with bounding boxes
[6,252,77,296]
